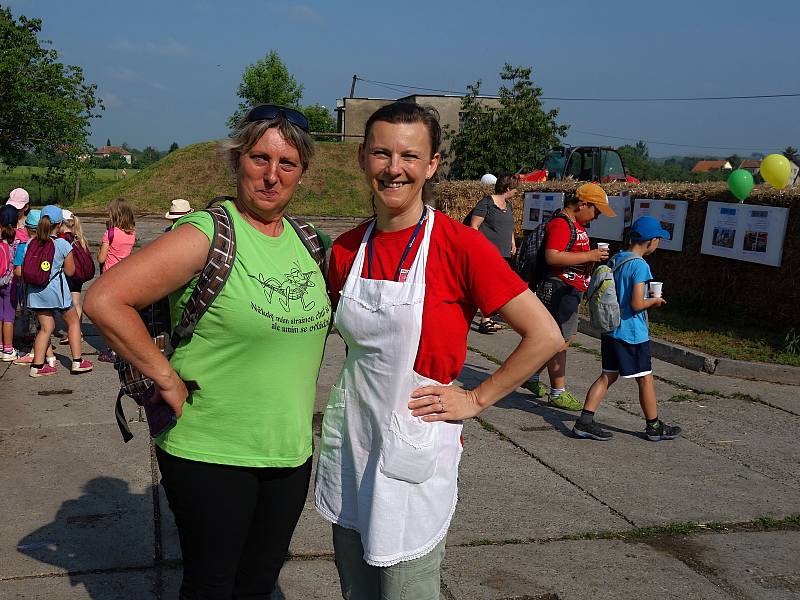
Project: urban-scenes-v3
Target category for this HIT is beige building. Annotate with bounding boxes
[335,94,501,174]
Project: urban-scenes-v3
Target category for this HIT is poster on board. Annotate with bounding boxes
[583,192,630,241]
[522,192,564,230]
[701,202,789,267]
[632,199,688,251]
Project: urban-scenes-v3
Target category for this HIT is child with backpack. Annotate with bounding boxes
[529,183,613,410]
[58,210,95,344]
[97,198,136,362]
[0,205,20,361]
[20,205,92,376]
[98,198,136,272]
[573,215,681,442]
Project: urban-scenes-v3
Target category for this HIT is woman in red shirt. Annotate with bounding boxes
[315,102,563,600]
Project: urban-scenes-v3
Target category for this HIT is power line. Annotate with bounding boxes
[570,129,770,152]
[354,76,800,102]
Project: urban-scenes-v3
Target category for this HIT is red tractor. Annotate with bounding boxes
[517,146,640,184]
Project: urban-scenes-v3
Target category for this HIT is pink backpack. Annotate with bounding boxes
[0,242,13,287]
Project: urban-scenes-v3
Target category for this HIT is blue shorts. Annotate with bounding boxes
[601,335,652,378]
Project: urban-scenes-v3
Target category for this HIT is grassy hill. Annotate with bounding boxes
[77,140,372,217]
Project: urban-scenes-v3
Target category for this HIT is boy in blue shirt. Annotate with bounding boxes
[573,216,681,442]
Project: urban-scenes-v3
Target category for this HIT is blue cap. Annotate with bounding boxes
[40,205,63,225]
[0,205,18,228]
[25,208,42,229]
[630,215,670,241]
[25,209,41,228]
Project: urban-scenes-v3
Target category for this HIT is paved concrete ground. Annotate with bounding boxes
[1,217,798,599]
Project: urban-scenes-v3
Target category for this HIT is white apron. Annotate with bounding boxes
[315,208,463,567]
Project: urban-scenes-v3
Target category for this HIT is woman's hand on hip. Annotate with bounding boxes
[409,385,481,422]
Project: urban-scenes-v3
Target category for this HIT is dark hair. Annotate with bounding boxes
[363,102,441,158]
[563,192,581,207]
[494,174,518,194]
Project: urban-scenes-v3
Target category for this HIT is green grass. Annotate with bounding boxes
[1,165,139,206]
[648,304,800,367]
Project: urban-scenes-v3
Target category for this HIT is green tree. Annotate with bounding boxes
[0,7,102,203]
[617,141,651,179]
[304,103,337,140]
[106,137,111,147]
[169,141,179,153]
[446,64,568,179]
[227,50,304,128]
[135,146,161,167]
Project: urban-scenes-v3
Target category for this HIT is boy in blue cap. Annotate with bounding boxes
[573,215,681,442]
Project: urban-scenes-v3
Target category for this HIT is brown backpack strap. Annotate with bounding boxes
[169,204,236,351]
[286,215,326,273]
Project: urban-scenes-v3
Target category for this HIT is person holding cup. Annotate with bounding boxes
[573,215,681,442]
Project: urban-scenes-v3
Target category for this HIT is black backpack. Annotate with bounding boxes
[514,210,576,291]
[114,196,328,442]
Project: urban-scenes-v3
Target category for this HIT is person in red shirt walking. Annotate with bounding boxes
[529,183,613,410]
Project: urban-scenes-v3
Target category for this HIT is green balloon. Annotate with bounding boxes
[727,169,754,201]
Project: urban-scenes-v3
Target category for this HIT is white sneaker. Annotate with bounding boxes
[46,355,58,368]
[1,349,22,362]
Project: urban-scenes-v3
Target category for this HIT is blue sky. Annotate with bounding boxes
[8,0,800,157]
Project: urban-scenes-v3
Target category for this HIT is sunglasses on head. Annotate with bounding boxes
[244,105,310,133]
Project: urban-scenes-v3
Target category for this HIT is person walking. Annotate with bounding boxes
[469,173,519,333]
[529,183,613,410]
[574,216,681,441]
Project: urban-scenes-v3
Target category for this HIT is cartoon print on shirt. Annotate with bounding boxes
[250,262,317,312]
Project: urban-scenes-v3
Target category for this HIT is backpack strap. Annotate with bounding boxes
[286,216,326,274]
[169,203,236,352]
[551,211,578,252]
[611,254,644,273]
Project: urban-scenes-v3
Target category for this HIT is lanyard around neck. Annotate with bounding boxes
[367,206,428,281]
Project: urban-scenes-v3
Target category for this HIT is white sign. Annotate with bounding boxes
[522,192,564,230]
[632,199,689,252]
[701,202,789,267]
[583,192,630,241]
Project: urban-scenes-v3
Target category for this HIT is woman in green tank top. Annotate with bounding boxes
[85,104,331,599]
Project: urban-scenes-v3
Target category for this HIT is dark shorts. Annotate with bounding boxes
[601,335,652,378]
[536,277,582,341]
[67,277,83,294]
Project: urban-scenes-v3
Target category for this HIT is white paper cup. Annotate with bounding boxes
[649,281,663,298]
[597,243,610,251]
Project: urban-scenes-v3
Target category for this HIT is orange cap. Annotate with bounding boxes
[576,183,616,217]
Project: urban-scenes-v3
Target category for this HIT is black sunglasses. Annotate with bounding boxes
[244,104,310,133]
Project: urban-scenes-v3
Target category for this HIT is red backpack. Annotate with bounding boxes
[22,238,57,287]
[63,233,96,285]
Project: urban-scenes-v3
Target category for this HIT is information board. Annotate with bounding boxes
[700,202,789,267]
[583,192,631,241]
[522,192,564,230]
[632,199,689,252]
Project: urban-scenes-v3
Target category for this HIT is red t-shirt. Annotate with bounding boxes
[328,211,527,384]
[545,215,590,292]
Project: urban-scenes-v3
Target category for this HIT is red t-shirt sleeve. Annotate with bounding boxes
[458,225,527,316]
[545,217,571,251]
[328,223,367,310]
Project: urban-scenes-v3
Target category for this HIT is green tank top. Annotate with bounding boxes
[156,201,331,467]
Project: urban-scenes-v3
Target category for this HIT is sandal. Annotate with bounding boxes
[478,320,497,334]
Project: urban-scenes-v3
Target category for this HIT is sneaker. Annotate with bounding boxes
[30,364,58,378]
[549,390,583,411]
[46,355,58,368]
[1,348,22,362]
[97,349,116,363]
[645,420,682,442]
[14,352,34,365]
[528,380,548,398]
[70,358,93,374]
[573,419,613,441]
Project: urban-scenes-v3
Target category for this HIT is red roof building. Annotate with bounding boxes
[691,160,733,173]
[93,145,133,164]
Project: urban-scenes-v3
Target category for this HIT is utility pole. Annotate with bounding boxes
[350,74,357,98]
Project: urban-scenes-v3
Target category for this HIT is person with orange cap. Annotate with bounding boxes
[530,183,615,410]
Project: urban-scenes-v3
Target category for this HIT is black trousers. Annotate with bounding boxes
[156,446,312,599]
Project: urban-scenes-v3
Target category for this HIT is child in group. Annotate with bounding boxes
[21,205,92,377]
[573,215,681,442]
[0,205,20,361]
[97,198,136,362]
[98,198,136,272]
[58,209,92,345]
[12,210,41,351]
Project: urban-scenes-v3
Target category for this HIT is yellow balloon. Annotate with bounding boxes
[760,154,792,189]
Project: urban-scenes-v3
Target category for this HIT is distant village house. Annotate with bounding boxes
[737,159,761,174]
[93,145,133,164]
[690,160,733,173]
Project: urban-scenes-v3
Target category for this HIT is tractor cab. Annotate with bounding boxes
[518,146,639,183]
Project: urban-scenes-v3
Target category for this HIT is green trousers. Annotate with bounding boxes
[332,524,446,600]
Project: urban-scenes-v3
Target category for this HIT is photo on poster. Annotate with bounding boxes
[529,207,540,222]
[631,199,688,251]
[712,228,736,248]
[522,192,563,230]
[743,231,768,253]
[660,221,675,240]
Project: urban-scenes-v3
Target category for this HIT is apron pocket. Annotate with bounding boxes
[320,385,346,451]
[379,410,438,484]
